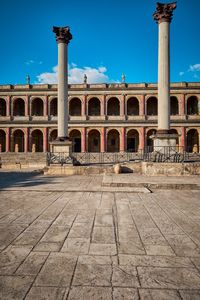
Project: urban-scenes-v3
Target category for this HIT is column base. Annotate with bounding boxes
[49,139,74,165]
[150,133,179,153]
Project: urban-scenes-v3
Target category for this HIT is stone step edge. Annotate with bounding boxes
[102,182,200,190]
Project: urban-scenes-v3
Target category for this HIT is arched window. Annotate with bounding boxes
[107,97,120,116]
[126,129,139,152]
[13,130,24,152]
[147,97,158,115]
[70,129,82,152]
[49,129,57,142]
[0,98,6,116]
[32,98,44,116]
[13,98,25,116]
[88,98,100,116]
[107,129,120,152]
[187,129,199,153]
[31,130,43,152]
[50,98,57,116]
[146,129,157,151]
[187,96,198,115]
[0,130,6,152]
[69,98,82,116]
[88,130,100,152]
[127,97,139,115]
[170,96,179,115]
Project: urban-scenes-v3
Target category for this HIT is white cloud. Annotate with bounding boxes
[26,60,43,66]
[179,63,200,78]
[36,64,109,84]
[188,64,200,72]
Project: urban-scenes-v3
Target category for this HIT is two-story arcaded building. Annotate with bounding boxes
[0,82,200,154]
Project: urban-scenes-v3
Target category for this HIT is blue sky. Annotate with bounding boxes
[0,0,200,84]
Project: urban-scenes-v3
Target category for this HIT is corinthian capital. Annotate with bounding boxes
[52,26,72,44]
[153,2,177,23]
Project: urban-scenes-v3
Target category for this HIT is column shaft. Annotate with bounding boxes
[181,94,185,115]
[120,128,125,152]
[81,128,86,152]
[58,42,68,138]
[139,127,145,150]
[43,128,48,152]
[25,128,29,152]
[6,96,10,116]
[158,21,170,131]
[25,96,29,116]
[140,95,145,115]
[180,127,185,150]
[101,127,105,152]
[120,95,125,116]
[6,128,10,152]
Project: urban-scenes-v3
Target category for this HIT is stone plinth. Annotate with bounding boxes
[49,140,72,155]
[151,133,178,152]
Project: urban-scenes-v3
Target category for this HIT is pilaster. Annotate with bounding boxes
[81,127,86,152]
[6,96,10,116]
[6,128,10,152]
[101,127,105,152]
[120,127,125,152]
[140,95,145,115]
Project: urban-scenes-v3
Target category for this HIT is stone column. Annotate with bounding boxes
[180,127,185,150]
[6,96,10,116]
[101,127,105,152]
[181,94,185,115]
[82,95,86,116]
[153,2,176,133]
[120,94,125,116]
[53,26,72,140]
[120,128,125,152]
[25,128,29,153]
[139,127,145,150]
[43,128,48,152]
[25,96,29,116]
[81,128,86,152]
[140,95,145,116]
[101,95,105,116]
[6,128,10,152]
[153,2,177,150]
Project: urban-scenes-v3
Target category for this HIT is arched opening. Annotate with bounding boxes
[88,130,100,152]
[88,98,100,116]
[147,97,158,115]
[13,130,24,152]
[69,129,81,152]
[146,129,157,151]
[169,129,179,146]
[126,129,139,152]
[187,129,199,153]
[69,98,82,116]
[31,130,43,152]
[107,129,120,152]
[50,98,57,116]
[127,97,139,115]
[49,129,57,142]
[170,96,179,115]
[32,98,44,116]
[107,97,120,116]
[0,98,6,116]
[0,130,6,152]
[187,96,198,115]
[13,98,25,116]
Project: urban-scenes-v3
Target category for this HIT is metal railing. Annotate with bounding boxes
[47,148,200,165]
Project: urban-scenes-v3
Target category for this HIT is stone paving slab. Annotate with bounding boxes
[0,171,200,299]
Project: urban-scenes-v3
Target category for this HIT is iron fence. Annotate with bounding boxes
[47,147,200,165]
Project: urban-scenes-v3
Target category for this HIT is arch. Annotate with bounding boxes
[88,97,100,116]
[31,98,44,116]
[126,129,139,152]
[50,98,57,116]
[0,130,6,152]
[170,96,179,115]
[69,129,81,152]
[146,129,157,151]
[49,129,57,141]
[31,129,43,152]
[0,98,6,116]
[187,129,199,153]
[13,98,25,116]
[69,98,82,116]
[187,96,198,115]
[169,129,179,146]
[107,97,120,116]
[88,129,100,152]
[147,97,158,115]
[107,129,120,152]
[127,97,139,115]
[13,129,24,152]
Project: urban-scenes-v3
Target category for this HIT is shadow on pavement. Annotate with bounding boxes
[0,169,53,189]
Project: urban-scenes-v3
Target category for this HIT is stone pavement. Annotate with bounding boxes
[0,170,200,299]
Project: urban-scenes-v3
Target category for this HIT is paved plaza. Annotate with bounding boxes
[0,171,200,299]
